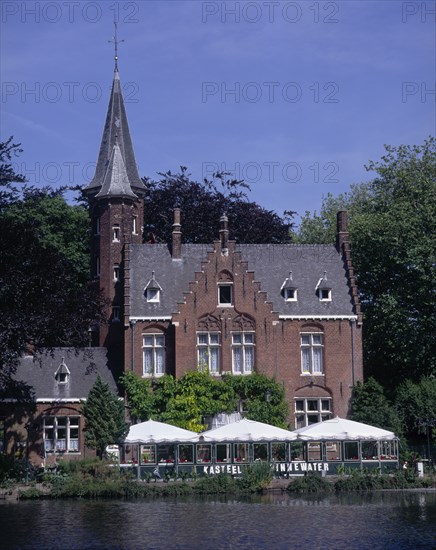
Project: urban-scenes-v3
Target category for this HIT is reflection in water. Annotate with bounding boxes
[0,491,435,549]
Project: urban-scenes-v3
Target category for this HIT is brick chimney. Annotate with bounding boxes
[336,210,349,252]
[219,213,229,255]
[172,208,182,259]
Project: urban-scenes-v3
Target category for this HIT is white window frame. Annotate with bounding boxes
[113,265,120,282]
[300,332,324,375]
[218,284,233,306]
[231,332,255,375]
[319,288,332,302]
[146,288,160,302]
[132,215,138,235]
[197,332,221,374]
[43,416,80,453]
[56,372,69,384]
[142,334,165,377]
[294,398,331,429]
[113,225,120,242]
[284,288,297,301]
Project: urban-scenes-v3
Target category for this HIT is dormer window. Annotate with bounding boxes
[146,288,160,302]
[285,288,297,301]
[317,271,332,302]
[55,359,70,385]
[145,271,162,303]
[320,289,331,301]
[113,225,120,242]
[282,271,297,301]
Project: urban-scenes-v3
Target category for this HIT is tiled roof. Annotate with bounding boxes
[130,244,211,318]
[84,68,145,198]
[129,242,355,318]
[0,348,119,401]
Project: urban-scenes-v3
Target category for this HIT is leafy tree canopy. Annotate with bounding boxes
[2,186,90,284]
[0,137,26,208]
[350,378,403,438]
[395,377,436,436]
[293,138,436,388]
[121,371,289,431]
[0,139,102,373]
[143,168,295,244]
[82,376,128,458]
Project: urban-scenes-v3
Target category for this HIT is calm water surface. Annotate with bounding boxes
[0,491,435,549]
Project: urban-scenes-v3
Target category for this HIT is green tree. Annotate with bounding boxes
[223,373,289,428]
[0,141,103,373]
[350,378,403,437]
[0,192,103,372]
[121,371,289,431]
[161,371,236,431]
[293,138,436,388]
[396,378,436,435]
[3,187,90,283]
[143,167,295,244]
[82,376,128,458]
[0,137,26,208]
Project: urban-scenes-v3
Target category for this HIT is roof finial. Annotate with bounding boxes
[109,19,124,70]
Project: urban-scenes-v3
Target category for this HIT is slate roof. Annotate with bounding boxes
[84,68,145,198]
[130,243,211,318]
[95,142,138,200]
[0,348,118,401]
[236,244,352,316]
[129,243,355,318]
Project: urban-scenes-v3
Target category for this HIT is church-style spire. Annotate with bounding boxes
[95,140,138,199]
[84,63,145,199]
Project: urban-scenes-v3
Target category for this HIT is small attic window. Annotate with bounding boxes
[55,359,70,385]
[145,271,162,303]
[317,271,332,302]
[320,288,331,301]
[146,288,160,302]
[282,271,297,301]
[284,288,297,301]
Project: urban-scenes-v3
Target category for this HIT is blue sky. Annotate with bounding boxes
[1,1,435,222]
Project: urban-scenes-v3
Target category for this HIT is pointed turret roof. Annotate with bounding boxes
[84,67,145,199]
[95,141,137,199]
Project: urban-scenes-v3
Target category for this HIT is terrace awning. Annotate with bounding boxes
[196,418,297,442]
[293,417,397,441]
[124,420,197,444]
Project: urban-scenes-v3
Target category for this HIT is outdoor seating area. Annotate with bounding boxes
[121,417,399,477]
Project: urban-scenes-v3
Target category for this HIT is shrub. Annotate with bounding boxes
[194,473,238,494]
[287,473,332,494]
[18,487,44,500]
[237,462,273,492]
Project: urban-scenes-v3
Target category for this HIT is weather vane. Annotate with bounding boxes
[109,20,124,70]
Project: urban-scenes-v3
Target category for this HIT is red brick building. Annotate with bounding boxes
[1,63,363,464]
[84,64,363,429]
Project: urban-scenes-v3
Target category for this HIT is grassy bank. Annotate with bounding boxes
[1,458,434,501]
[13,459,274,500]
[287,469,435,494]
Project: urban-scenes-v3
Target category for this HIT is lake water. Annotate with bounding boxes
[0,491,435,549]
